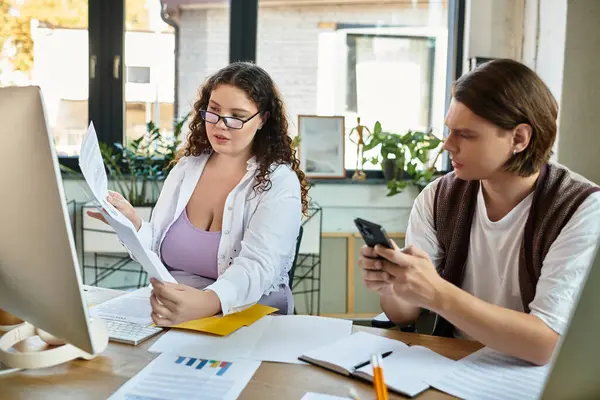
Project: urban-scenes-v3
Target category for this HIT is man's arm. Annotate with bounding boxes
[380,293,421,326]
[435,282,558,365]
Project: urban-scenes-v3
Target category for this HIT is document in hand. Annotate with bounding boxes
[427,347,551,400]
[78,122,175,283]
[299,332,455,398]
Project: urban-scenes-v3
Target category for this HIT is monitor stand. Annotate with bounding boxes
[0,319,108,369]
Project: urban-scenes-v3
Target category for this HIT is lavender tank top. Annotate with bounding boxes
[160,209,221,279]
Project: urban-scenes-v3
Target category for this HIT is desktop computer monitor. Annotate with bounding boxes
[0,86,99,355]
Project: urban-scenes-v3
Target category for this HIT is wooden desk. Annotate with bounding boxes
[0,325,482,399]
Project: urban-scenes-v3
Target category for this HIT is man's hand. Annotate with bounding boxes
[358,245,394,296]
[149,279,222,326]
[374,241,448,312]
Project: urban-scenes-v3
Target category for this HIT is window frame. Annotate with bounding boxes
[58,0,464,179]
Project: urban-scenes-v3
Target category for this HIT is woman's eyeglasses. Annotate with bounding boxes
[200,110,260,130]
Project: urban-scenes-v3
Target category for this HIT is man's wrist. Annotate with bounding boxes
[431,278,456,315]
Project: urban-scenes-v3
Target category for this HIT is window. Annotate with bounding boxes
[125,0,176,144]
[0,0,89,157]
[126,66,151,83]
[256,0,450,173]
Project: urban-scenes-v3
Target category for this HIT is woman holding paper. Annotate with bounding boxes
[88,62,309,325]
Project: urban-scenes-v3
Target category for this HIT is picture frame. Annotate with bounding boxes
[297,115,346,179]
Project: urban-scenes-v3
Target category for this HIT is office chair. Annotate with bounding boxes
[288,225,304,289]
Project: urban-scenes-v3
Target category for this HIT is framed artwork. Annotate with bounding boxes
[297,115,346,179]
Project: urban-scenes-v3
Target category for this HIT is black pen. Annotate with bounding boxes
[353,351,393,370]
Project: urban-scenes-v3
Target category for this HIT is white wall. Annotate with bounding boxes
[556,0,600,185]
[463,0,525,68]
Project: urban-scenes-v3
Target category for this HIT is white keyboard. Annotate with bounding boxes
[104,320,163,346]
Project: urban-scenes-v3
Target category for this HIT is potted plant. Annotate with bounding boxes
[82,113,190,253]
[363,121,443,196]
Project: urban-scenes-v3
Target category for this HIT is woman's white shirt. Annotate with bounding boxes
[135,153,302,315]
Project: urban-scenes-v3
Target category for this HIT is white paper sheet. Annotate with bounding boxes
[148,315,353,365]
[427,347,551,400]
[89,287,154,326]
[148,316,272,360]
[301,393,350,400]
[248,315,353,364]
[78,122,175,283]
[108,352,260,400]
[83,285,125,307]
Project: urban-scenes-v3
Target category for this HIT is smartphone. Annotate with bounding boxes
[353,218,393,249]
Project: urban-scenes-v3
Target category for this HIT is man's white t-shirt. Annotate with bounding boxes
[406,177,600,337]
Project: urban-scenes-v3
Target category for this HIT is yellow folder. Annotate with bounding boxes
[171,304,277,336]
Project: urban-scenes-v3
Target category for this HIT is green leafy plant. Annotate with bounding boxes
[363,121,443,196]
[100,113,190,207]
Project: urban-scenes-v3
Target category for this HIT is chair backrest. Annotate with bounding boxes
[288,225,304,289]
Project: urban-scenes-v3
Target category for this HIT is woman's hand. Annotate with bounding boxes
[86,190,143,231]
[149,279,222,326]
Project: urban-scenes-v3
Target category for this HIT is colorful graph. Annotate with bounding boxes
[174,356,232,376]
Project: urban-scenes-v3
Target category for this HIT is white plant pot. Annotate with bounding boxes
[82,201,153,254]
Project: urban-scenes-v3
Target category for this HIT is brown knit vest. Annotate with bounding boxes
[431,163,600,337]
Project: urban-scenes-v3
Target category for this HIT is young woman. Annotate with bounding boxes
[89,62,309,326]
[359,59,600,365]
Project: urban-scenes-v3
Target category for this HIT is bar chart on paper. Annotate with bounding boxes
[109,353,261,400]
[174,356,233,376]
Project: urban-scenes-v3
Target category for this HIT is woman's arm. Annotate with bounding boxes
[206,166,302,315]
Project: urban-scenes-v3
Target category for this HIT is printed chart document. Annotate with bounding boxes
[108,352,261,400]
[79,122,175,283]
[427,347,552,400]
[149,315,353,364]
[89,286,155,326]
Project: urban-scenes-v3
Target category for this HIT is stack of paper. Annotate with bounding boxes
[78,122,175,284]
[108,352,261,400]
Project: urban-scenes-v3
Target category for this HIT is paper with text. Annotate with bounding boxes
[90,286,154,326]
[427,347,551,400]
[79,122,175,283]
[108,352,260,400]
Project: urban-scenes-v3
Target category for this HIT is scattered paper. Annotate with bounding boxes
[149,317,272,360]
[172,304,277,336]
[83,285,125,308]
[427,347,551,400]
[248,315,353,364]
[78,122,175,284]
[149,315,353,365]
[108,352,260,400]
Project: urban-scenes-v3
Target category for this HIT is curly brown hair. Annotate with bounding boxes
[177,62,310,214]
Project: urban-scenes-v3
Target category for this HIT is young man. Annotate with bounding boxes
[359,59,600,366]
